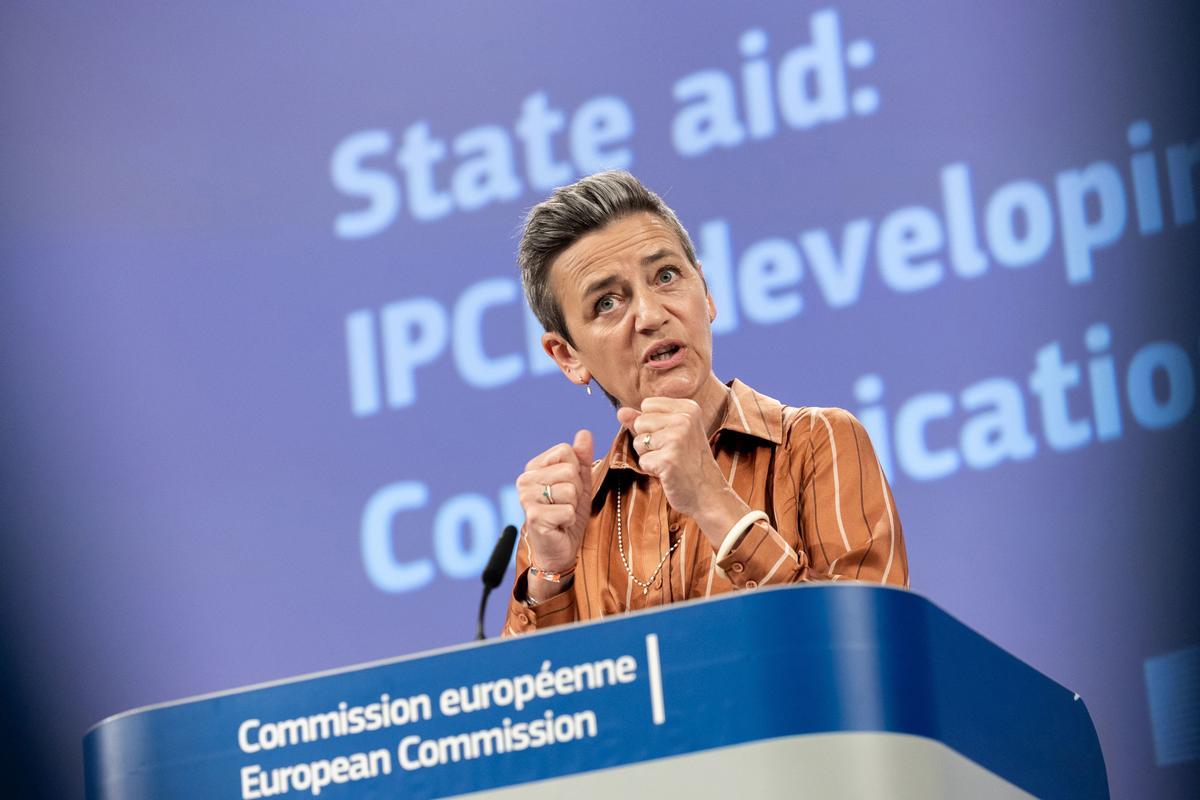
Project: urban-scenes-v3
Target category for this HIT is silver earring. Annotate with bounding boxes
[585,381,592,396]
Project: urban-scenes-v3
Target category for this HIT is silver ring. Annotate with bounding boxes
[642,434,652,450]
[542,484,554,503]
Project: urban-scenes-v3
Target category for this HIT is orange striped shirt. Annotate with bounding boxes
[504,379,908,634]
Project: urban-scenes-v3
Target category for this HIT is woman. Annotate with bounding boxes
[504,171,908,635]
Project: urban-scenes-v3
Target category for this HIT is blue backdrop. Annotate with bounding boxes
[1,2,1197,798]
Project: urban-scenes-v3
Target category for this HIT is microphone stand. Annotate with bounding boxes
[475,590,492,641]
[476,525,518,640]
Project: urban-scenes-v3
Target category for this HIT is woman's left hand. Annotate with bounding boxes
[617,397,745,532]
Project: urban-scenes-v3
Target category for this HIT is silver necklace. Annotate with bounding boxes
[615,481,680,597]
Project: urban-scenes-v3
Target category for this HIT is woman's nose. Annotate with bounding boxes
[632,289,669,332]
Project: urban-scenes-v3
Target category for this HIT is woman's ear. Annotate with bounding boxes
[542,332,590,385]
[696,260,717,323]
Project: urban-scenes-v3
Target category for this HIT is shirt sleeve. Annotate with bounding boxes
[715,407,908,589]
[501,524,579,636]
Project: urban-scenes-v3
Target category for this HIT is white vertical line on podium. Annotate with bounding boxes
[645,633,665,725]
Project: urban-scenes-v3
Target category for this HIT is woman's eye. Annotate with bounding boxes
[657,268,678,284]
[595,296,617,313]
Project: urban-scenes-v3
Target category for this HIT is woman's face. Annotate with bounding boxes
[542,212,718,410]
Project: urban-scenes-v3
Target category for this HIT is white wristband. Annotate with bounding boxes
[715,510,769,580]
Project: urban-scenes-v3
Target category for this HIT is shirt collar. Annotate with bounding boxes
[719,378,786,444]
[589,378,785,501]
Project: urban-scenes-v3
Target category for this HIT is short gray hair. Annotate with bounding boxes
[518,170,698,346]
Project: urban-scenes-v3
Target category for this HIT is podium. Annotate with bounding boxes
[84,585,1107,799]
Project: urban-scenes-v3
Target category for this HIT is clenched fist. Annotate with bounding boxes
[617,397,750,546]
[515,430,593,598]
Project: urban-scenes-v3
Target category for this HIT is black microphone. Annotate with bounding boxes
[476,525,518,640]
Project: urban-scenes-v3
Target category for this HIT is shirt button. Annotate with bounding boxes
[518,613,530,624]
[744,580,758,589]
[730,562,744,574]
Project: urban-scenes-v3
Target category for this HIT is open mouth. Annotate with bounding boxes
[645,342,684,364]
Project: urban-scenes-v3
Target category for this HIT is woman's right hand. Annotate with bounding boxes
[515,429,594,586]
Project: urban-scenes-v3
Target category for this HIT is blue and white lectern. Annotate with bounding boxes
[83,585,1108,799]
